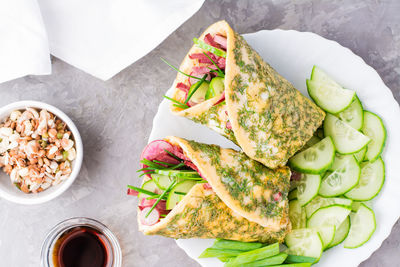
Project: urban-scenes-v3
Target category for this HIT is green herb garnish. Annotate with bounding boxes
[127,185,158,196]
[146,180,177,217]
[163,149,182,161]
[163,96,188,110]
[202,52,224,77]
[161,57,203,80]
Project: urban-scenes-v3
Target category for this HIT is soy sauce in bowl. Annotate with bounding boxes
[41,218,122,267]
[52,226,108,267]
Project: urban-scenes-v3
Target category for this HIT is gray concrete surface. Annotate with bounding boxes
[0,0,399,266]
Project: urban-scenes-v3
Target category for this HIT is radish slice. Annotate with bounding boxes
[140,207,160,226]
[140,140,181,177]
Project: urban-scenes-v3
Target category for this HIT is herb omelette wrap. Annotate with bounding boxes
[128,137,291,243]
[166,21,325,169]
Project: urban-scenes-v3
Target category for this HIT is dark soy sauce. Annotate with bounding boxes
[52,226,109,267]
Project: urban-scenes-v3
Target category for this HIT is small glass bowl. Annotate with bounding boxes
[41,217,122,267]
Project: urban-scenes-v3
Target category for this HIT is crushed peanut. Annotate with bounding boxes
[0,108,76,193]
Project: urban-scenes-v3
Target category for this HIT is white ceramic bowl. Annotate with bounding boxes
[0,101,83,205]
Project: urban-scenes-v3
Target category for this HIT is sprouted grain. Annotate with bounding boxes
[0,108,76,193]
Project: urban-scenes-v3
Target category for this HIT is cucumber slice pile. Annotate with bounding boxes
[338,96,364,130]
[319,154,360,197]
[328,217,350,248]
[307,67,355,113]
[362,111,387,162]
[289,200,306,229]
[305,196,352,218]
[324,114,370,154]
[344,204,376,248]
[285,229,323,261]
[297,174,321,206]
[286,65,386,260]
[306,80,355,114]
[344,158,385,201]
[354,147,367,163]
[289,137,335,174]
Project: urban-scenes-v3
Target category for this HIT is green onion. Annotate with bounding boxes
[146,194,167,200]
[202,52,224,77]
[240,253,287,267]
[224,243,280,266]
[184,74,208,104]
[139,171,153,177]
[140,159,168,169]
[163,149,182,161]
[146,180,176,217]
[170,162,185,170]
[152,160,175,166]
[127,185,158,196]
[211,239,262,251]
[161,57,203,80]
[163,95,188,109]
[193,38,226,58]
[199,248,242,258]
[160,214,167,218]
[285,255,317,264]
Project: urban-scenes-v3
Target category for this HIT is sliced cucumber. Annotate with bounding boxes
[289,200,307,229]
[206,77,224,99]
[354,147,367,163]
[138,180,163,199]
[166,180,197,210]
[289,137,335,174]
[323,114,370,154]
[189,81,210,103]
[290,179,301,192]
[344,158,385,201]
[344,204,376,248]
[319,155,360,197]
[154,169,200,178]
[297,174,321,206]
[310,66,341,87]
[351,201,373,212]
[328,216,350,248]
[362,111,386,162]
[338,96,363,130]
[285,229,323,261]
[152,174,175,190]
[313,225,336,249]
[289,189,298,200]
[307,79,355,114]
[307,205,351,230]
[305,196,352,218]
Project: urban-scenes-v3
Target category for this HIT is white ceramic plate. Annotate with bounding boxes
[149,30,400,267]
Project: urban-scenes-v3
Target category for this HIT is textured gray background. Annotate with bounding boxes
[0,0,399,266]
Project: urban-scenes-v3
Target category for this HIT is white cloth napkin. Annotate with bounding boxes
[38,0,205,80]
[0,0,51,83]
